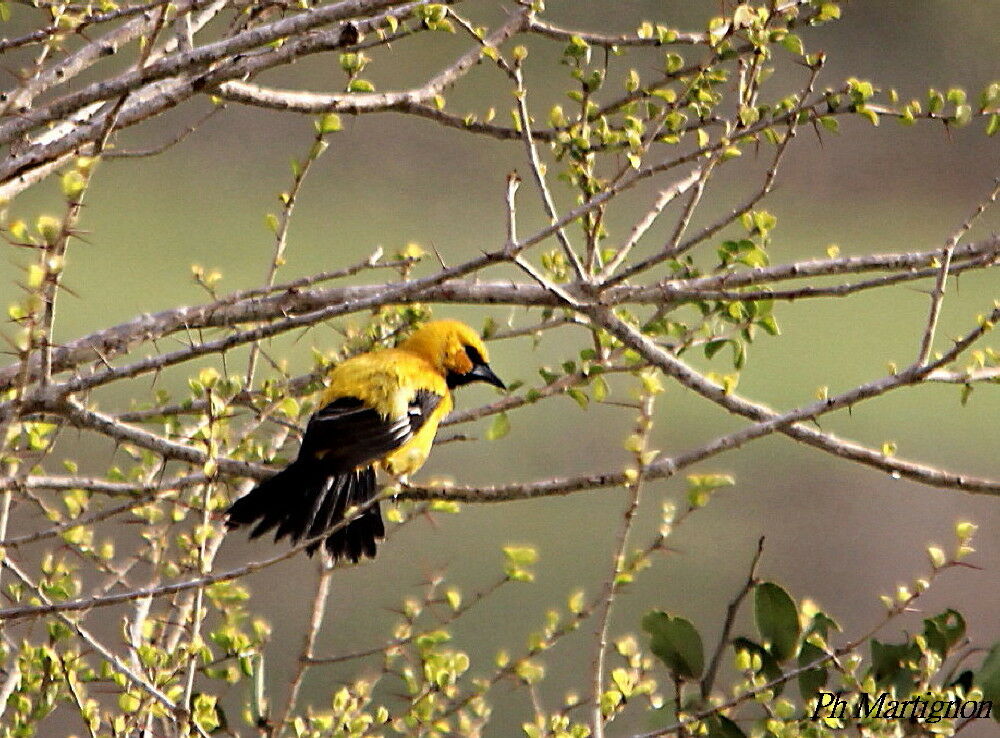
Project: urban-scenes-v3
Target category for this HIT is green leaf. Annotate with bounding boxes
[720,145,742,161]
[706,714,747,738]
[592,375,609,402]
[816,2,841,21]
[486,412,510,440]
[705,339,730,360]
[987,114,1000,137]
[739,247,769,268]
[348,78,375,93]
[481,316,497,339]
[738,105,760,127]
[315,113,342,133]
[564,34,590,60]
[856,105,879,126]
[797,641,828,700]
[567,388,589,409]
[754,582,800,662]
[804,611,841,639]
[193,694,221,733]
[922,609,965,656]
[781,34,804,57]
[750,210,777,235]
[625,69,640,93]
[686,474,735,496]
[118,692,141,713]
[339,52,366,73]
[657,26,678,44]
[503,546,537,566]
[975,642,1000,721]
[61,170,86,199]
[981,82,1000,107]
[952,104,972,127]
[757,315,780,336]
[503,545,538,582]
[870,638,920,691]
[946,87,967,105]
[928,89,945,114]
[642,611,704,679]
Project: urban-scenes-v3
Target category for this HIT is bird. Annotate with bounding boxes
[226,319,505,562]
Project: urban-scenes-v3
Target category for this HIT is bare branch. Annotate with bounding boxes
[917,178,1000,365]
[591,393,655,737]
[701,537,765,699]
[272,560,335,737]
[216,6,528,115]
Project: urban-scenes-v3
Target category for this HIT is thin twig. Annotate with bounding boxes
[917,178,1000,365]
[511,62,588,282]
[700,536,765,699]
[591,393,655,738]
[272,558,335,737]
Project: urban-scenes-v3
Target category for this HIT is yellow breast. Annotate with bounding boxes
[381,392,453,476]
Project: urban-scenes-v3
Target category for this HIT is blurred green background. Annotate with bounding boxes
[3,1,999,734]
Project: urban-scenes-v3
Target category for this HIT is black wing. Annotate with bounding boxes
[226,389,443,561]
[299,390,442,470]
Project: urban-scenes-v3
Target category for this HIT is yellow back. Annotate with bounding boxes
[322,319,488,417]
[324,349,445,417]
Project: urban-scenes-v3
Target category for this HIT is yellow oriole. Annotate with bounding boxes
[226,320,504,562]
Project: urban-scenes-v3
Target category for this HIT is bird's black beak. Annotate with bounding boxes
[469,362,506,390]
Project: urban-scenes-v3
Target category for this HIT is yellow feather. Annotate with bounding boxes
[321,348,447,417]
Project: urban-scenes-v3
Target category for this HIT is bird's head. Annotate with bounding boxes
[401,319,505,390]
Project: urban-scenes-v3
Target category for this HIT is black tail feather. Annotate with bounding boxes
[320,468,383,561]
[226,462,383,562]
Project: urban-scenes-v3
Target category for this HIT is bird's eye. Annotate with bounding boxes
[464,345,484,365]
